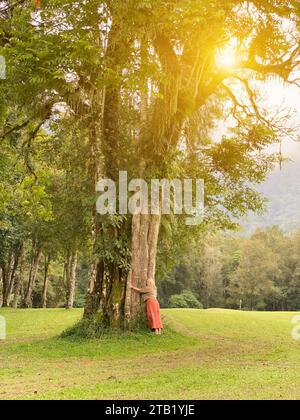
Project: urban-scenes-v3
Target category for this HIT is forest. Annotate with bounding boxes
[0,0,300,331]
[159,227,300,312]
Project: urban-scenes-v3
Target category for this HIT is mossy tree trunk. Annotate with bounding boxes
[83,27,176,330]
[85,216,161,329]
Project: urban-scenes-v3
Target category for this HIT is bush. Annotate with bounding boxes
[169,290,203,309]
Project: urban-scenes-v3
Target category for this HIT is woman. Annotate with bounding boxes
[131,278,163,335]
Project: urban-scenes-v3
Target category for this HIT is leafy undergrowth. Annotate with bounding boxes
[1,308,300,400]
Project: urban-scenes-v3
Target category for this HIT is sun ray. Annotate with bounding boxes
[215,43,237,70]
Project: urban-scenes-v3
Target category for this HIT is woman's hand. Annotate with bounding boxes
[131,285,141,293]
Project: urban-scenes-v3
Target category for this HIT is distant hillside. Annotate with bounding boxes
[243,141,300,233]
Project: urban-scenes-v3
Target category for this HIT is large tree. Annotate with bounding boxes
[84,0,300,328]
[1,1,299,328]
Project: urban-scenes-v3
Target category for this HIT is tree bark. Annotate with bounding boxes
[84,21,131,327]
[0,268,3,308]
[41,255,51,309]
[65,251,78,309]
[1,250,14,307]
[125,213,161,322]
[3,246,22,307]
[12,245,25,309]
[23,241,41,308]
[84,117,103,318]
[84,214,161,328]
[83,29,164,328]
[84,261,104,318]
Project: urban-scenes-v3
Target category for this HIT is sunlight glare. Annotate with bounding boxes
[215,44,237,70]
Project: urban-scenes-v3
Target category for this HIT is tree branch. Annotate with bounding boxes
[0,119,30,142]
[240,46,300,80]
[233,75,270,127]
[152,31,180,75]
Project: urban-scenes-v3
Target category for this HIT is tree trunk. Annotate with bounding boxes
[125,213,161,321]
[41,256,51,309]
[23,241,41,308]
[83,20,129,326]
[65,251,78,309]
[84,261,103,318]
[84,212,161,328]
[1,251,14,307]
[0,268,3,308]
[2,246,22,307]
[83,119,103,318]
[12,245,25,309]
[83,29,165,328]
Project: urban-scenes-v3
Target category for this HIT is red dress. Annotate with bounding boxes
[146,298,163,330]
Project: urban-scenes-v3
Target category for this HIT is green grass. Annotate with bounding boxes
[1,308,300,400]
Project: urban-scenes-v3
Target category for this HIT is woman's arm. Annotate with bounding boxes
[131,286,142,294]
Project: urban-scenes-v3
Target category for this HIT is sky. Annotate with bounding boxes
[213,67,300,232]
[243,78,300,232]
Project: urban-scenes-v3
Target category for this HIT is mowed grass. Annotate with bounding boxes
[1,308,300,400]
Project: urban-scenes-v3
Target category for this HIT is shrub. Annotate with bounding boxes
[169,290,203,309]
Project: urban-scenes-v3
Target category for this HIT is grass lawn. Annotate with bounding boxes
[1,308,300,400]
